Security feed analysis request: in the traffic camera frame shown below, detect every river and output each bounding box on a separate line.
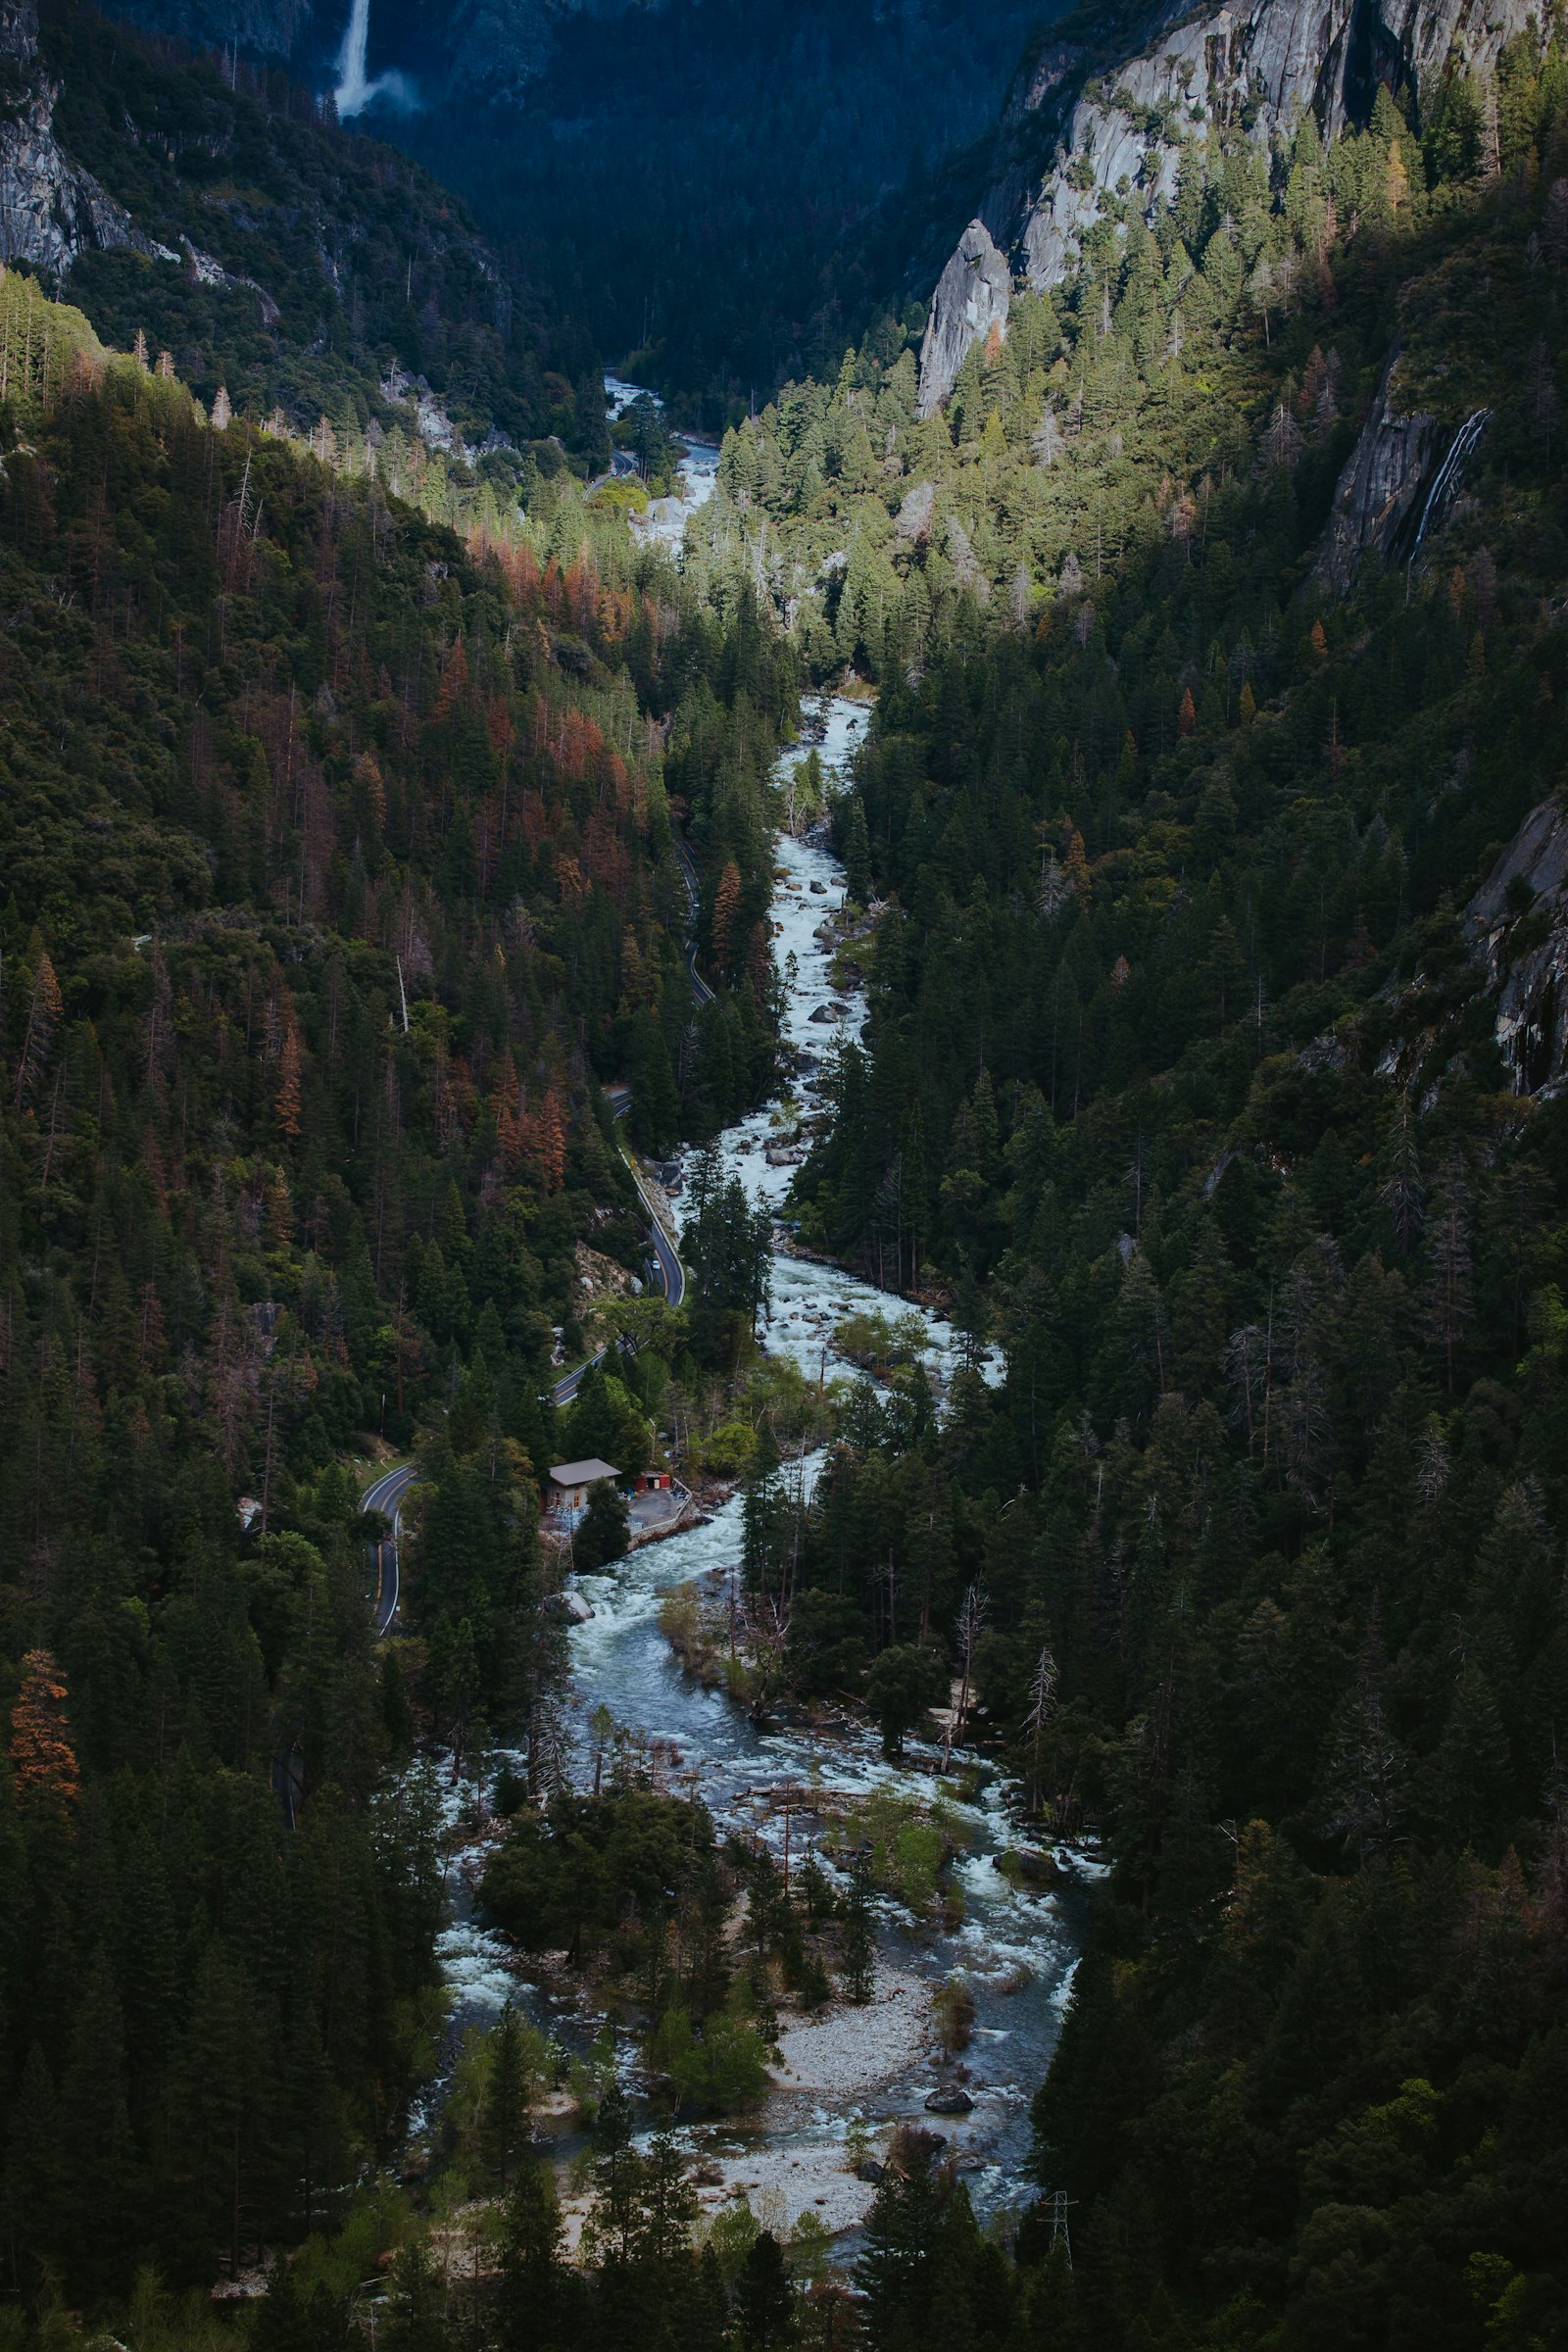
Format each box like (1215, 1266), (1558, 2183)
(429, 701), (1086, 2238)
(422, 409), (1087, 2239)
(604, 372), (720, 550)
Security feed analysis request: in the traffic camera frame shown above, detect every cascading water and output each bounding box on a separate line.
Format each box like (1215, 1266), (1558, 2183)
(1408, 409), (1491, 564)
(334, 0), (413, 118)
(424, 390), (1092, 2239)
(334, 0), (374, 115)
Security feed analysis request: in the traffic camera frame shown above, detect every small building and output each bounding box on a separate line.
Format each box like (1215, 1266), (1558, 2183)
(549, 1457), (622, 1516)
(635, 1470), (671, 1493)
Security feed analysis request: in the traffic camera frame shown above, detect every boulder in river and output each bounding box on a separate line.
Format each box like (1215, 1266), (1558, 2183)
(547, 1590), (595, 1624)
(925, 2087), (974, 2116)
(1014, 1845), (1062, 1887)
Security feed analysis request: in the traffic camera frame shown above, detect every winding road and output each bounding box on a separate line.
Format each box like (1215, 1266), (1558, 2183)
(364, 1458), (417, 1636)
(672, 835), (713, 1007)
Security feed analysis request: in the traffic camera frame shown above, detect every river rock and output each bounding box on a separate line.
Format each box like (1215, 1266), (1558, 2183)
(924, 2087), (974, 2116)
(547, 1589), (595, 1624)
(1010, 1844), (1062, 1887)
(856, 2160), (885, 2184)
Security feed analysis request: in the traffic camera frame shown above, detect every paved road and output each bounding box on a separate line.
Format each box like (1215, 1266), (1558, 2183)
(363, 1459), (418, 1634)
(673, 834), (713, 1007)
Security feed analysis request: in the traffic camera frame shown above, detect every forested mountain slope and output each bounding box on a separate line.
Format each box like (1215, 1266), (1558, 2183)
(3, 0), (609, 468)
(682, 25), (1568, 2349)
(4, 0), (1568, 2339)
(0, 252), (794, 2298)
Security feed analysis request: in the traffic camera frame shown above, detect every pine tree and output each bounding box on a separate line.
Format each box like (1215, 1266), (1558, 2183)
(2, 2042), (62, 2291)
(841, 1847), (875, 2003)
(481, 2001), (532, 2188)
(843, 799), (873, 906)
(57, 1949), (139, 2293)
(858, 2135), (975, 2352)
(742, 1416), (789, 1603)
(382, 2238), (450, 2352)
(712, 860), (744, 974)
(734, 2229), (797, 2352)
(276, 1017), (304, 1141)
(496, 2159), (568, 2352)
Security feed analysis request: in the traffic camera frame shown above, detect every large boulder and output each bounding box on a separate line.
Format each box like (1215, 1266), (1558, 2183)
(546, 1588), (596, 1624)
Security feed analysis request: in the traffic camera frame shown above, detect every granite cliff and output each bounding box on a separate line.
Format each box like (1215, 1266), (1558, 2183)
(0, 0), (155, 273)
(1467, 800), (1568, 1099)
(917, 0), (1542, 416)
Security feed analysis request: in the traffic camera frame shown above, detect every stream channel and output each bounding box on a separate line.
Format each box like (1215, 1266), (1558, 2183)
(425, 397), (1090, 2243)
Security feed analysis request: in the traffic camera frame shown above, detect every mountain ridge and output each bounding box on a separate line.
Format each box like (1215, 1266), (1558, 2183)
(917, 0), (1544, 410)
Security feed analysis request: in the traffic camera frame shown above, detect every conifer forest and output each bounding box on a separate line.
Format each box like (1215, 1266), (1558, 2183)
(2, 2), (1568, 2350)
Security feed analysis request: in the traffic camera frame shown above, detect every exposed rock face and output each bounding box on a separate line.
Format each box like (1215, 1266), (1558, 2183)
(1014, 0), (1370, 292)
(933, 0), (1541, 344)
(1466, 801), (1568, 1098)
(1313, 347), (1439, 588)
(1312, 349), (1494, 585)
(0, 1), (156, 274)
(916, 218), (1010, 417)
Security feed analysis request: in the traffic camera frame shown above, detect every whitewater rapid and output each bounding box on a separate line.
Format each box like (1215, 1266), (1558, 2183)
(605, 373), (720, 550)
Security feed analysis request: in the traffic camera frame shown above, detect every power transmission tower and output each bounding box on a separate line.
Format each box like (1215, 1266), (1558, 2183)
(1046, 2188), (1076, 2268)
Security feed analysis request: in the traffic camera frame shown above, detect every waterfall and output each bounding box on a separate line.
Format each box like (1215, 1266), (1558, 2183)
(334, 0), (374, 115)
(1408, 409), (1491, 564)
(335, 0), (413, 117)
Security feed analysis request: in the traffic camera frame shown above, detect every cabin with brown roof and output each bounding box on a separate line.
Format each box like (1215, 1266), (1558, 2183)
(548, 1457), (621, 1518)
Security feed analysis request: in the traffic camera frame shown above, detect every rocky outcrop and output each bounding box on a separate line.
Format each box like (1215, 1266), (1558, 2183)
(931, 0), (1542, 345)
(1016, 0), (1343, 291)
(0, 1), (158, 275)
(1466, 800), (1568, 1098)
(1312, 347), (1439, 588)
(916, 218), (1010, 417)
(1312, 348), (1494, 586)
